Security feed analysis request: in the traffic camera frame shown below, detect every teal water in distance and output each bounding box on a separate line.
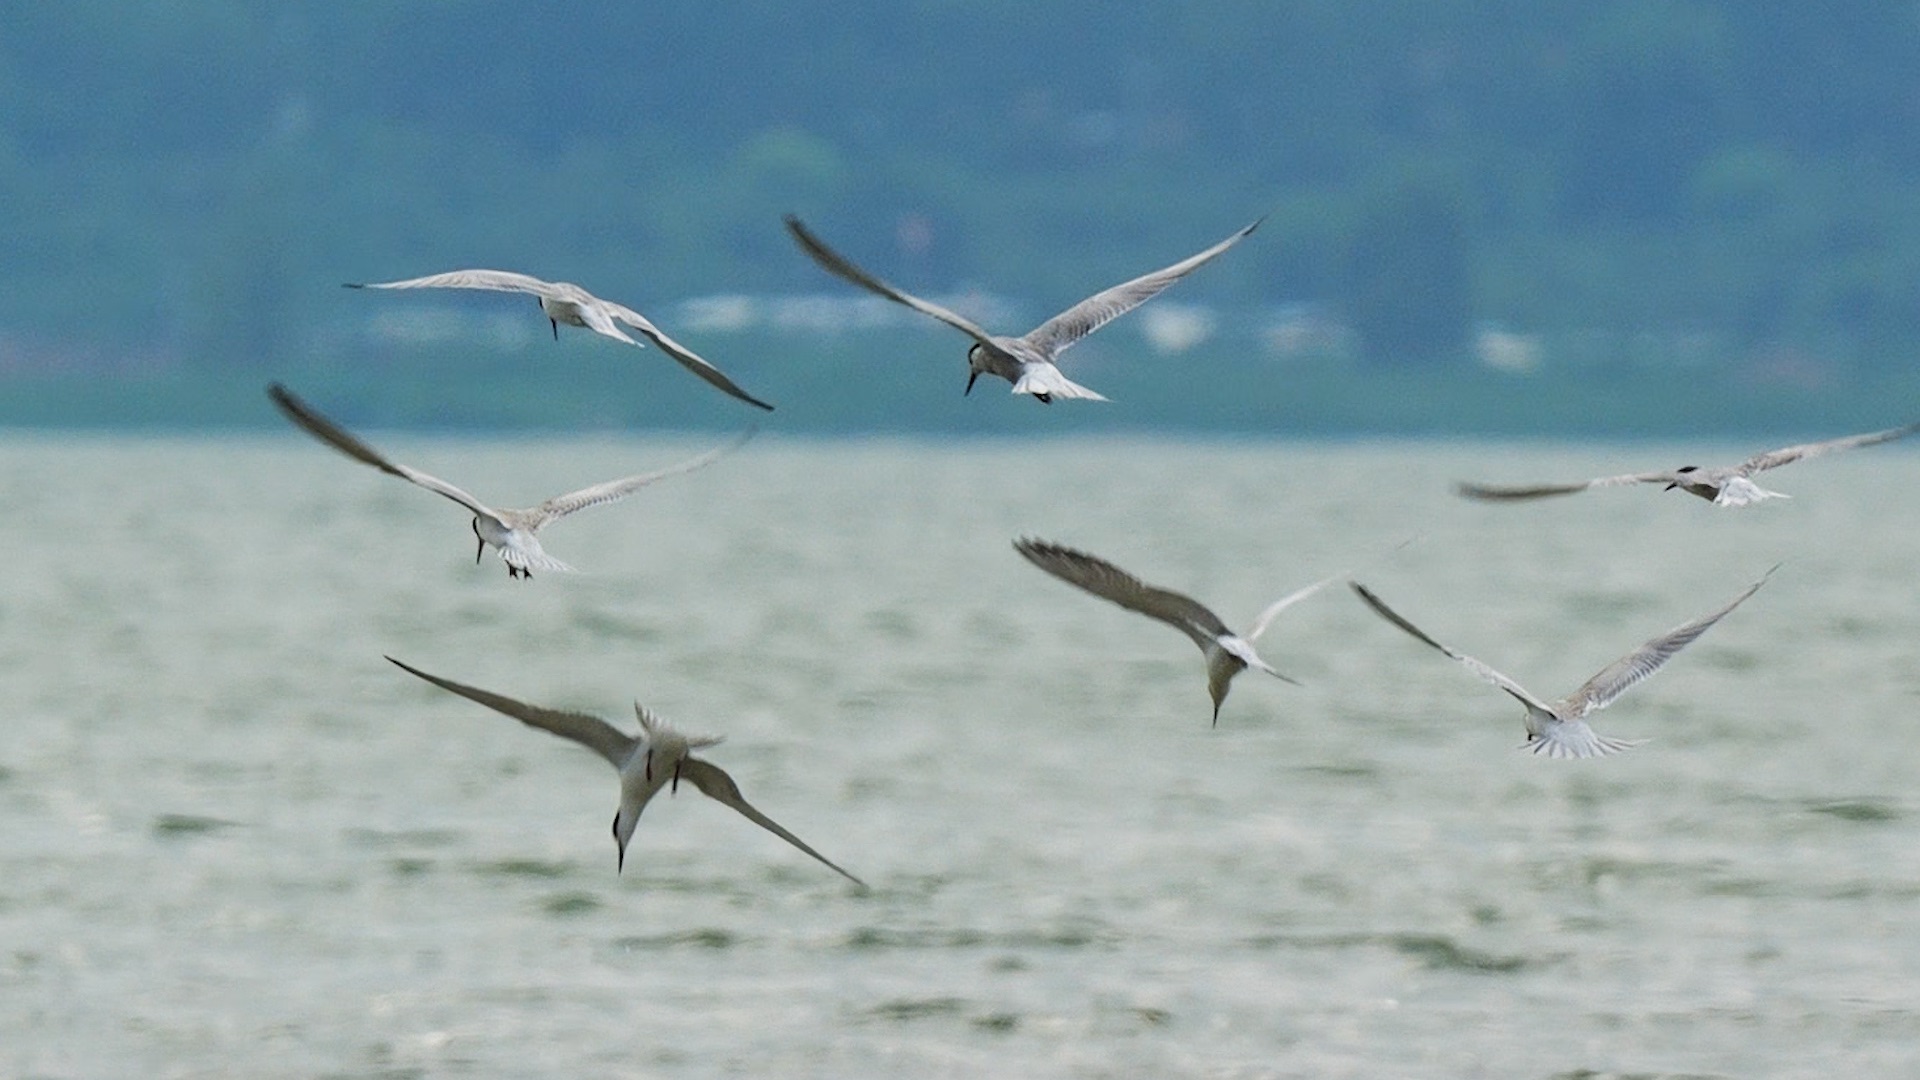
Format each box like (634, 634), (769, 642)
(3, 433), (1918, 1077)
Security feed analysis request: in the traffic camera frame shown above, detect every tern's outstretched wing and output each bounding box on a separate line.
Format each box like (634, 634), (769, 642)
(386, 657), (636, 768)
(1564, 567), (1774, 716)
(1739, 422), (1920, 474)
(1015, 538), (1229, 652)
(1020, 218), (1261, 359)
(783, 215), (1001, 350)
(604, 302), (775, 411)
(527, 427), (757, 528)
(268, 384), (498, 520)
(1453, 471), (1675, 502)
(1350, 582), (1556, 715)
(679, 758), (866, 887)
(345, 269), (561, 297)
(1245, 572), (1343, 642)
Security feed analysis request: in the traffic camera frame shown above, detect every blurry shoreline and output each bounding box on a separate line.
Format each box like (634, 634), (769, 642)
(1, 323), (1911, 440)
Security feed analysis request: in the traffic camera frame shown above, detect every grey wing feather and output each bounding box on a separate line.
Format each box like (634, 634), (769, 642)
(528, 427), (757, 526)
(1245, 572), (1342, 641)
(1015, 538), (1230, 649)
(385, 657), (636, 768)
(1740, 421), (1920, 474)
(267, 384), (498, 519)
(1454, 471), (1674, 501)
(605, 303), (775, 411)
(1349, 582), (1554, 713)
(679, 759), (866, 887)
(1019, 218), (1261, 358)
(345, 268), (560, 297)
(783, 215), (1001, 348)
(1566, 567), (1774, 715)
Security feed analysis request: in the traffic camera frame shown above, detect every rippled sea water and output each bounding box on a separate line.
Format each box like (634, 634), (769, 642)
(4, 432), (1919, 1078)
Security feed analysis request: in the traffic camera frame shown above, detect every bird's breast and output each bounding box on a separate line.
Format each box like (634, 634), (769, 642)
(474, 517), (517, 546)
(539, 297), (590, 327)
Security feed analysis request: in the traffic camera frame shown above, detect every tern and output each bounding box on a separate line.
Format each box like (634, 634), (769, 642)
(1455, 422), (1920, 507)
(344, 269), (774, 411)
(783, 214), (1260, 403)
(1349, 569), (1774, 758)
(1014, 537), (1338, 725)
(268, 383), (751, 579)
(386, 657), (864, 884)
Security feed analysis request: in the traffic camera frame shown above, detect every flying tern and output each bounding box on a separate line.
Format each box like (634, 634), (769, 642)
(784, 215), (1260, 403)
(1349, 569), (1774, 758)
(1014, 537), (1338, 724)
(345, 269), (774, 411)
(386, 657), (865, 884)
(269, 383), (751, 578)
(1455, 422), (1920, 507)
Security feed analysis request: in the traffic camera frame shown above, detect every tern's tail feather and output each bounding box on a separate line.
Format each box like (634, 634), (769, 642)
(502, 548), (576, 575)
(1012, 365), (1108, 402)
(1713, 477), (1790, 507)
(1522, 721), (1646, 759)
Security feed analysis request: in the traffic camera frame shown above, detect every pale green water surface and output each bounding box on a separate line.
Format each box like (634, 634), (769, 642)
(3, 433), (1918, 1078)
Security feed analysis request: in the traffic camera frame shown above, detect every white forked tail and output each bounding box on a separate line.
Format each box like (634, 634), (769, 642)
(1713, 477), (1790, 507)
(1012, 364), (1108, 402)
(499, 546), (576, 576)
(1522, 720), (1647, 759)
(633, 705), (723, 751)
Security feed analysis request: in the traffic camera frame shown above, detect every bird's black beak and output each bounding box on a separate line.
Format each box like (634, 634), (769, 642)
(475, 537), (485, 564)
(671, 762), (682, 795)
(964, 370), (980, 396)
(612, 811), (625, 874)
(1211, 702), (1221, 728)
(1664, 482), (1678, 491)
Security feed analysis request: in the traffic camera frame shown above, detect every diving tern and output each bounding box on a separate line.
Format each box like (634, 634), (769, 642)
(1455, 422), (1920, 507)
(783, 215), (1260, 403)
(386, 657), (864, 884)
(269, 383), (751, 578)
(1349, 569), (1774, 758)
(1014, 537), (1338, 724)
(344, 269), (774, 411)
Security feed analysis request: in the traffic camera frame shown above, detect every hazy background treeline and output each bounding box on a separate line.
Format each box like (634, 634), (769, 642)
(5, 1), (1920, 433)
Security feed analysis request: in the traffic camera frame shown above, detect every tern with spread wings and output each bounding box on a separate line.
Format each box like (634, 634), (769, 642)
(784, 215), (1260, 403)
(1456, 423), (1920, 507)
(1014, 538), (1337, 724)
(345, 269), (773, 411)
(1350, 570), (1773, 758)
(269, 383), (751, 578)
(387, 658), (864, 884)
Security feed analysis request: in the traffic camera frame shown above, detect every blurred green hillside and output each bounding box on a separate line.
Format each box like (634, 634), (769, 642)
(5, 2), (1919, 432)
